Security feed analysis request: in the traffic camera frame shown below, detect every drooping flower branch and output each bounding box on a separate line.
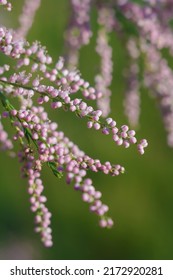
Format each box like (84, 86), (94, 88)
(139, 37), (173, 147)
(0, 1), (152, 247)
(65, 0), (173, 147)
(64, 0), (92, 68)
(95, 5), (114, 117)
(15, 0), (41, 39)
(123, 38), (141, 128)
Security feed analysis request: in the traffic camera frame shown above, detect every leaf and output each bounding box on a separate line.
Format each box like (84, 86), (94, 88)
(24, 127), (31, 144)
(47, 161), (63, 179)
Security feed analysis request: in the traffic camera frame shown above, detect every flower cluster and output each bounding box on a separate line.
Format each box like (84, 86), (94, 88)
(64, 0), (92, 68)
(95, 6), (114, 117)
(0, 117), (13, 151)
(15, 0), (41, 39)
(116, 0), (173, 145)
(123, 39), (140, 128)
(0, 1), (150, 247)
(66, 0), (173, 146)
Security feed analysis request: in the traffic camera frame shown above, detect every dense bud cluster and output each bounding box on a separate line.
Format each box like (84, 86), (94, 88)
(0, 1), (155, 247)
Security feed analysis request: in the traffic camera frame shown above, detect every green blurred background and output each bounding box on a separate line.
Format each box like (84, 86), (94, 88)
(0, 0), (173, 260)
